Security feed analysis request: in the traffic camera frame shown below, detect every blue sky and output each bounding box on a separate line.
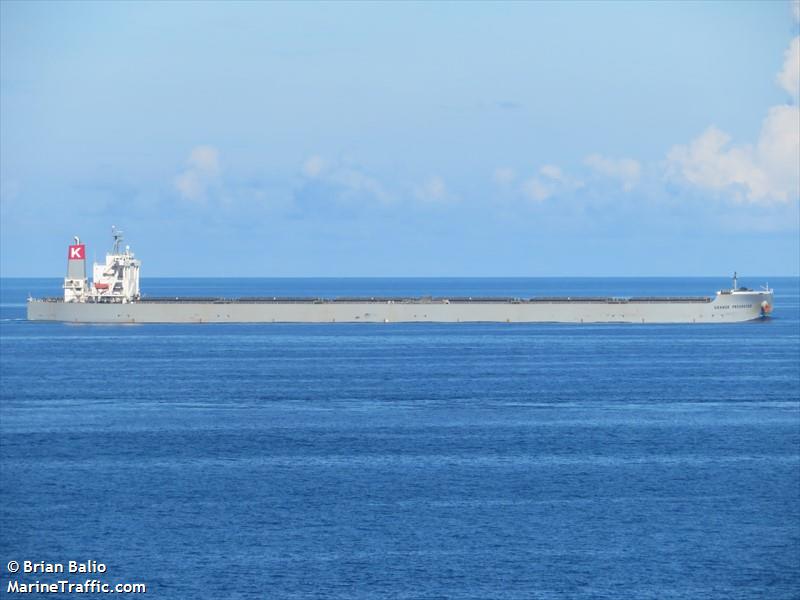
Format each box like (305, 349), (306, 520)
(1, 1), (798, 277)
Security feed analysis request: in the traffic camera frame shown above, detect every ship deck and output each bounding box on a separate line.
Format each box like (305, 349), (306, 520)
(30, 295), (714, 305)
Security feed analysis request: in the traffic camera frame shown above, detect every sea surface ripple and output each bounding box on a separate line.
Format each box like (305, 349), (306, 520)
(1, 277), (798, 599)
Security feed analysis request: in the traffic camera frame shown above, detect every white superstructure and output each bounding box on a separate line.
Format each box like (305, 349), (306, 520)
(32, 230), (774, 324)
(62, 227), (141, 304)
(89, 227), (141, 303)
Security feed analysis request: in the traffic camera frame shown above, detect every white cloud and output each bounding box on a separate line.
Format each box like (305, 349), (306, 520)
(522, 178), (553, 202)
(667, 128), (765, 200)
(757, 104), (800, 198)
(300, 155), (391, 204)
(667, 104), (799, 204)
(415, 176), (452, 203)
(584, 154), (641, 191)
(302, 157), (452, 206)
(539, 164), (564, 181)
(493, 167), (515, 186)
(793, 0), (800, 23)
(333, 168), (390, 203)
(303, 155), (327, 178)
(521, 165), (581, 202)
(174, 145), (221, 201)
(777, 36), (800, 102)
(666, 35), (800, 204)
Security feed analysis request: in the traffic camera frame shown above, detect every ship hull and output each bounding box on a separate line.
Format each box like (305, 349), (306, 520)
(27, 291), (772, 324)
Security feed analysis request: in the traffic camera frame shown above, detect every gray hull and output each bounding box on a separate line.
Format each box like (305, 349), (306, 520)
(27, 291), (772, 323)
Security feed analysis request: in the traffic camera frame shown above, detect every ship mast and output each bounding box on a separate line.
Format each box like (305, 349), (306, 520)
(111, 225), (124, 254)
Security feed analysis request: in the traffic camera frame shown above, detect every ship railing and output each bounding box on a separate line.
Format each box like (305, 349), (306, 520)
(33, 294), (714, 305)
(627, 296), (712, 303)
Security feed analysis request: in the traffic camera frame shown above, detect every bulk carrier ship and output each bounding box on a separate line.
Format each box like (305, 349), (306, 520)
(27, 228), (774, 324)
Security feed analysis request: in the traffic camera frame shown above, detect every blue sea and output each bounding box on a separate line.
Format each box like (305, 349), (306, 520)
(1, 277), (798, 599)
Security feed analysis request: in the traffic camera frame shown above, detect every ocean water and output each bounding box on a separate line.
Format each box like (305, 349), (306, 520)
(1, 277), (798, 599)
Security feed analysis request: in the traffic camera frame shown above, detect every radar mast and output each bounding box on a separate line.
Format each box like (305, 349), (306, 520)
(111, 225), (124, 255)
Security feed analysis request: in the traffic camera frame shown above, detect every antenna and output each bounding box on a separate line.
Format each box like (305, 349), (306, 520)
(732, 271), (738, 290)
(111, 225), (124, 254)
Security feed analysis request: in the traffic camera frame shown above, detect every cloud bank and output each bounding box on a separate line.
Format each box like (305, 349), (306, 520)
(521, 165), (581, 202)
(300, 155), (391, 205)
(414, 176), (452, 203)
(666, 35), (800, 204)
(777, 36), (800, 102)
(584, 154), (641, 191)
(174, 145), (221, 201)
